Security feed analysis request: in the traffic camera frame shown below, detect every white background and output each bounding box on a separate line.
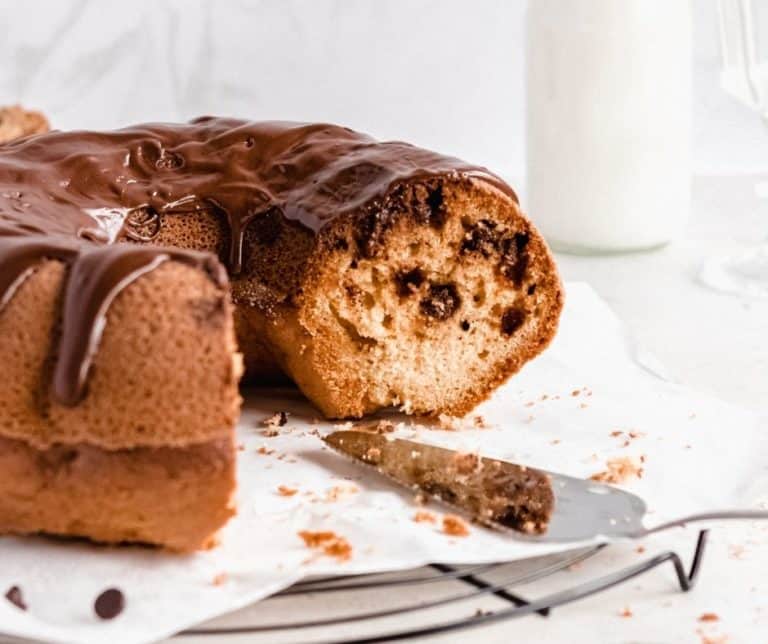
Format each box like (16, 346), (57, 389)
(0, 0), (765, 180)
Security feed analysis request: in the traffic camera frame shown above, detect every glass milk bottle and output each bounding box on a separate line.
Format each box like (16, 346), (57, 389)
(526, 0), (692, 253)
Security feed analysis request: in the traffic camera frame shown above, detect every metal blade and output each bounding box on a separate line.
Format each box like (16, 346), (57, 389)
(323, 430), (648, 543)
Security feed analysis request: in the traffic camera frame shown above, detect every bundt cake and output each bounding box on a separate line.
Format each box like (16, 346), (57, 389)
(0, 115), (562, 550)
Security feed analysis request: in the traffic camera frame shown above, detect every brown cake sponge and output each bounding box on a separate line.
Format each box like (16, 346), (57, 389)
(0, 435), (236, 551)
(238, 176), (563, 417)
(0, 259), (242, 450)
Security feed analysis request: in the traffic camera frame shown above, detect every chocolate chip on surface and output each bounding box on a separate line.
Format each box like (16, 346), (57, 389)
(5, 585), (26, 611)
(94, 588), (125, 620)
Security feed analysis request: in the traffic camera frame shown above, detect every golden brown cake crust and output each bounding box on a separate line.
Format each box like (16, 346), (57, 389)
(0, 259), (242, 450)
(0, 434), (236, 551)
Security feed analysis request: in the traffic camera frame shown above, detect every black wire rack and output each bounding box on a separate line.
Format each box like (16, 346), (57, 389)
(180, 529), (709, 643)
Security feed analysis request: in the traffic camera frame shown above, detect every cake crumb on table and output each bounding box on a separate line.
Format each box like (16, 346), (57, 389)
(698, 613), (720, 622)
(442, 514), (470, 537)
(591, 456), (644, 484)
(277, 485), (298, 497)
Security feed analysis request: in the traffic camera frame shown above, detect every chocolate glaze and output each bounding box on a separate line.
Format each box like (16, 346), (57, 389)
(0, 234), (226, 406)
(0, 118), (517, 406)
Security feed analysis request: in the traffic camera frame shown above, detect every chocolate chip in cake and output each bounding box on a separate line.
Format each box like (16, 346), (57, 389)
(5, 585), (26, 611)
(527, 283), (537, 296)
(420, 283), (461, 320)
(94, 588), (125, 620)
(500, 232), (530, 285)
(395, 267), (425, 296)
(460, 219), (499, 257)
(355, 206), (395, 258)
(423, 184), (446, 228)
(460, 320), (470, 331)
(501, 307), (525, 335)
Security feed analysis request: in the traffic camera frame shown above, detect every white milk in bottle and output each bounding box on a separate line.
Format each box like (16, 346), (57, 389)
(526, 0), (692, 253)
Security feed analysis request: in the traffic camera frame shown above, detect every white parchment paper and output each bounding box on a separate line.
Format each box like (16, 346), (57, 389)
(1, 282), (766, 644)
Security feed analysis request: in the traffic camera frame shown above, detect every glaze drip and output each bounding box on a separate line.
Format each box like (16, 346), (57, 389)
(0, 118), (515, 406)
(0, 234), (226, 406)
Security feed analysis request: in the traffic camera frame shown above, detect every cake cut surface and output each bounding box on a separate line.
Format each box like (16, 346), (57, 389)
(0, 116), (562, 549)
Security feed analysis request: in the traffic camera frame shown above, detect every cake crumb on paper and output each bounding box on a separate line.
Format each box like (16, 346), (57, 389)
(324, 484), (358, 502)
(591, 457), (644, 484)
(698, 613), (719, 623)
(262, 411), (288, 428)
(472, 415), (488, 429)
(298, 531), (352, 562)
(437, 414), (460, 430)
(619, 606), (633, 618)
(413, 510), (437, 524)
(696, 631), (729, 644)
(212, 573), (228, 586)
(277, 485), (298, 497)
(442, 515), (470, 537)
(728, 544), (746, 559)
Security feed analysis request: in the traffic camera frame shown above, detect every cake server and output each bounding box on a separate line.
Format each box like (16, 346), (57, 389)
(323, 430), (768, 543)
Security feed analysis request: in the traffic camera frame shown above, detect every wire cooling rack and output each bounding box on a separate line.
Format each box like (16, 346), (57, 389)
(180, 530), (709, 643)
